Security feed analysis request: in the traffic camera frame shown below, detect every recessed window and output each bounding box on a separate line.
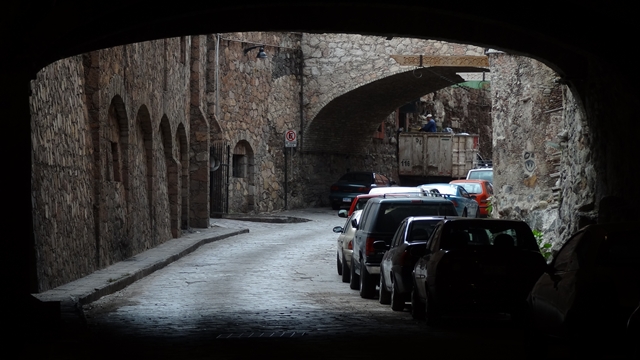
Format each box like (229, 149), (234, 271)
(233, 154), (246, 178)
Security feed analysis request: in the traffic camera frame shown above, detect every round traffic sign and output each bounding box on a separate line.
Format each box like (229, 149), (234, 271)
(285, 130), (297, 142)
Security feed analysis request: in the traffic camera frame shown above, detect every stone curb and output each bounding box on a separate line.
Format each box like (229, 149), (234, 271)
(33, 227), (249, 308)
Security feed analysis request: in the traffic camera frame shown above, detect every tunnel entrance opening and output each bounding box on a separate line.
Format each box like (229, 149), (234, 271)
(11, 3), (639, 360)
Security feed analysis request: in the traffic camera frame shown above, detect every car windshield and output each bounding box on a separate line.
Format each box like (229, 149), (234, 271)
(422, 184), (457, 195)
(373, 203), (457, 233)
(440, 222), (538, 251)
(355, 198), (371, 211)
(456, 183), (482, 194)
(468, 170), (493, 182)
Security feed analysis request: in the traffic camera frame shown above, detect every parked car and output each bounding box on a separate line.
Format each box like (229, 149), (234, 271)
(329, 171), (394, 210)
(450, 179), (494, 217)
(526, 221), (639, 358)
(419, 183), (480, 218)
(333, 210), (363, 283)
(368, 186), (422, 195)
(338, 189), (423, 218)
(412, 218), (546, 324)
(350, 196), (458, 298)
(379, 216), (444, 311)
(466, 167), (493, 182)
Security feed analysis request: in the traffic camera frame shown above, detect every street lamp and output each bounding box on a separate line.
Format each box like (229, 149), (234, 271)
(243, 45), (267, 59)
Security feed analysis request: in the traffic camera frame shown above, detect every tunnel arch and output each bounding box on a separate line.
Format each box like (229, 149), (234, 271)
(8, 1), (640, 335)
(304, 66), (487, 154)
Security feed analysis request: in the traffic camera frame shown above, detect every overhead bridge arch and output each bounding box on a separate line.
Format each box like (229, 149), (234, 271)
(304, 66), (487, 154)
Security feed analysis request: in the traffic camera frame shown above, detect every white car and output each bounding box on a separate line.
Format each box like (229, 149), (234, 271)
(333, 210), (362, 283)
(466, 168), (493, 182)
(368, 186), (423, 195)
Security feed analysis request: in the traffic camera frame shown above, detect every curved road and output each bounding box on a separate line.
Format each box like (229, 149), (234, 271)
(75, 208), (532, 359)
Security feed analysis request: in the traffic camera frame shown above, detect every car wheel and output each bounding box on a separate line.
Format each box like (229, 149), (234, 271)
(359, 261), (376, 299)
(341, 251), (350, 283)
(337, 252), (342, 276)
(349, 257), (360, 290)
(425, 290), (441, 326)
(410, 286), (425, 320)
(390, 279), (404, 311)
(462, 208), (468, 217)
(379, 271), (391, 305)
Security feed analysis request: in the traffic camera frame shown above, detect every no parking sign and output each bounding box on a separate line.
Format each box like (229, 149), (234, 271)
(285, 129), (297, 147)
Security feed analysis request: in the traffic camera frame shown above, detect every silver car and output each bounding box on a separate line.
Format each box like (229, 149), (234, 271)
(333, 210), (362, 283)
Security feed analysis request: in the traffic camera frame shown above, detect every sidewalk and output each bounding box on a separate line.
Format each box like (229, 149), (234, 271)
(32, 223), (249, 314)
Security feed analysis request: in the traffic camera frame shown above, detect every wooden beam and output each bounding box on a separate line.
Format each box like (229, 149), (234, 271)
(391, 55), (489, 68)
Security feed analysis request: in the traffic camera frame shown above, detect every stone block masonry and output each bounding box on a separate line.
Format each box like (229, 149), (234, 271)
(30, 37), (205, 292)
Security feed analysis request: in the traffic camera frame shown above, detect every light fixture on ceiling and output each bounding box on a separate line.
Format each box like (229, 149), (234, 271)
(243, 45), (268, 59)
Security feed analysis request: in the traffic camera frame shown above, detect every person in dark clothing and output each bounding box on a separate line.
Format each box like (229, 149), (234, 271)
(420, 114), (437, 132)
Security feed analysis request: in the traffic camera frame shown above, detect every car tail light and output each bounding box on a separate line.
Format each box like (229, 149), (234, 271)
(451, 200), (458, 207)
(365, 237), (376, 256)
(357, 186), (371, 192)
(330, 185), (339, 191)
(348, 240), (353, 250)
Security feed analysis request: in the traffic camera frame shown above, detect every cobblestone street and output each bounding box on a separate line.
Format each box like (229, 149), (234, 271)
(30, 208), (537, 359)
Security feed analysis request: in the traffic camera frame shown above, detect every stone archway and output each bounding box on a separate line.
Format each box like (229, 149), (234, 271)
(99, 96), (130, 264)
(159, 116), (178, 238)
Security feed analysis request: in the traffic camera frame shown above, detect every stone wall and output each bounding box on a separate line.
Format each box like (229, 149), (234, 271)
(30, 37), (201, 292)
(488, 52), (564, 243)
(554, 88), (596, 246)
(208, 33), (492, 212)
(206, 33), (302, 213)
(31, 56), (97, 292)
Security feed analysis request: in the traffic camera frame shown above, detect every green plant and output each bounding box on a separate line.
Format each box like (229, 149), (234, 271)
(486, 196), (493, 217)
(533, 229), (552, 260)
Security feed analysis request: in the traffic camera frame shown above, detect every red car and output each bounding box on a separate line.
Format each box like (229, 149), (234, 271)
(450, 179), (493, 217)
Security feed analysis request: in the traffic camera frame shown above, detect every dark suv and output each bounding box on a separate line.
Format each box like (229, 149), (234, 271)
(350, 196), (458, 298)
(329, 171), (394, 210)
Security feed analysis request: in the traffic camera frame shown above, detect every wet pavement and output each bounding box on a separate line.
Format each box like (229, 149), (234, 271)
(25, 208), (573, 359)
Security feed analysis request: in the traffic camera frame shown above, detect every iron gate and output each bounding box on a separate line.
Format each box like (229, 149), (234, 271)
(210, 141), (229, 216)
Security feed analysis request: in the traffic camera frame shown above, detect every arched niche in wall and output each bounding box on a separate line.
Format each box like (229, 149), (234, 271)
(176, 123), (189, 230)
(232, 140), (255, 212)
(160, 115), (179, 238)
(135, 105), (154, 235)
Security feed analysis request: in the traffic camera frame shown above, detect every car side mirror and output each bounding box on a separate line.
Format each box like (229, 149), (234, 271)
(338, 209), (348, 218)
(332, 226), (343, 233)
(351, 218), (358, 229)
(470, 195), (477, 200)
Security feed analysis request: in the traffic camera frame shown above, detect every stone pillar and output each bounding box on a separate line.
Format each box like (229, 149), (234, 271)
(189, 105), (210, 228)
(488, 51), (563, 240)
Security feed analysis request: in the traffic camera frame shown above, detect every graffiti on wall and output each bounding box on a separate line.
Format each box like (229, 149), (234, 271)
(523, 151), (536, 175)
